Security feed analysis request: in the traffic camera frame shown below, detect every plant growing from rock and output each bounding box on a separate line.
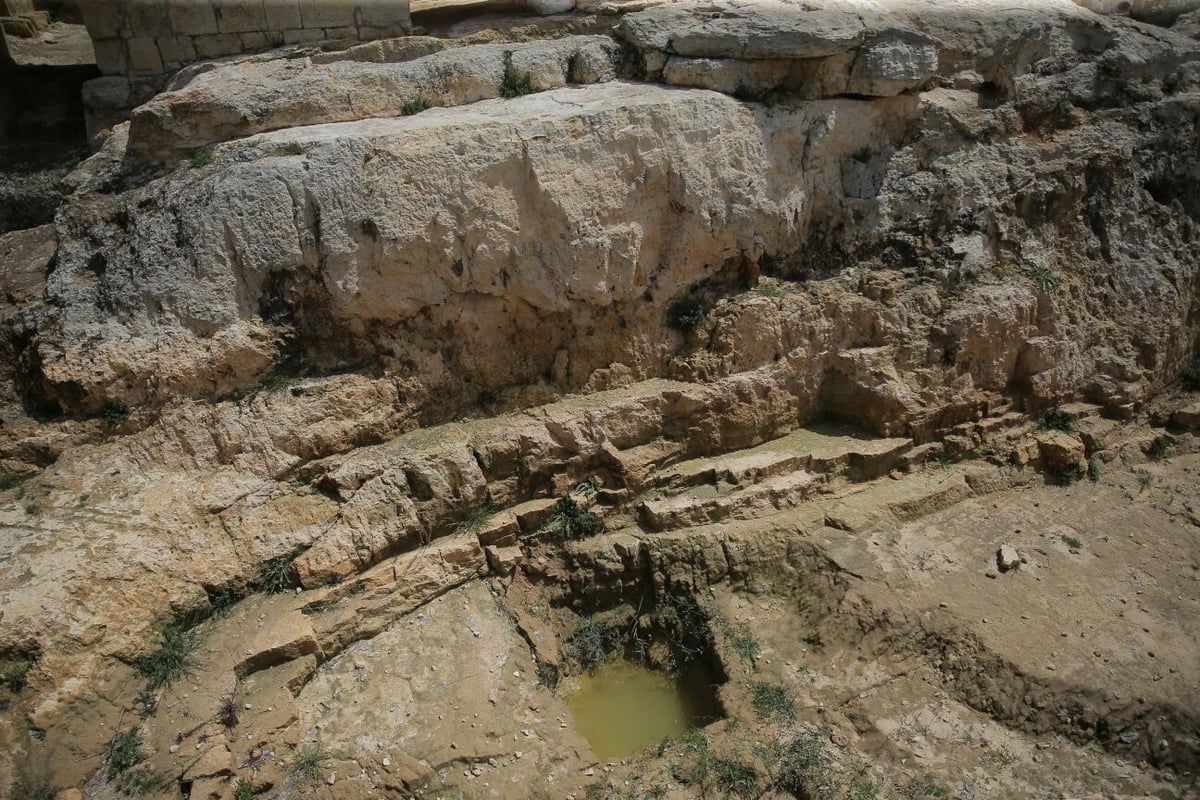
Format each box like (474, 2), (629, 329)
(133, 614), (199, 690)
(544, 495), (601, 540)
(1146, 434), (1173, 460)
(400, 97), (431, 116)
(260, 546), (304, 593)
(452, 499), (494, 535)
(1037, 405), (1074, 433)
(772, 728), (838, 799)
(289, 743), (327, 782)
(105, 728), (162, 795)
(565, 619), (622, 671)
(666, 296), (706, 331)
(234, 778), (256, 800)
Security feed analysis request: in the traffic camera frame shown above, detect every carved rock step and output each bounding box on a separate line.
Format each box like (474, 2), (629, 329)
(639, 469), (822, 532)
(649, 424), (913, 493)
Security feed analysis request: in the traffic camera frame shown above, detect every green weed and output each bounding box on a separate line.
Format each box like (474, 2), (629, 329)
(101, 398), (129, 424)
(1037, 405), (1074, 433)
(1087, 457), (1101, 483)
(1061, 533), (1082, 550)
(750, 681), (795, 722)
(270, 143), (304, 156)
(1135, 468), (1153, 492)
(756, 285), (782, 298)
(0, 471), (31, 492)
(133, 616), (199, 690)
(543, 495), (601, 540)
(666, 297), (706, 331)
(260, 546), (304, 593)
(452, 499), (494, 535)
(1029, 265), (1061, 292)
(565, 618), (622, 671)
(400, 97), (431, 116)
(190, 147), (214, 168)
(500, 68), (535, 98)
(1147, 434), (1173, 460)
(234, 778), (255, 800)
(773, 729), (837, 800)
(723, 621), (760, 664)
(290, 743), (326, 781)
(106, 729), (146, 779)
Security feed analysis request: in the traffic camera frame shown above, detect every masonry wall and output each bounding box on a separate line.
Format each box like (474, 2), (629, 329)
(79, 0), (411, 76)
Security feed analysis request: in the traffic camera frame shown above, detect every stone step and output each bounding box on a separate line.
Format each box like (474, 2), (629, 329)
(649, 424), (913, 494)
(639, 469), (823, 531)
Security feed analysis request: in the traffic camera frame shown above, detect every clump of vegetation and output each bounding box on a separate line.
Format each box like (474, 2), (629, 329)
(260, 546), (304, 594)
(672, 730), (760, 799)
(756, 284), (782, 298)
(270, 142), (304, 156)
(452, 499), (494, 535)
(750, 681), (795, 722)
(1029, 265), (1061, 292)
(656, 592), (715, 669)
(218, 693), (239, 728)
(289, 743), (327, 781)
(13, 780), (55, 800)
(720, 619), (760, 664)
(666, 296), (707, 331)
(1037, 404), (1074, 433)
(101, 398), (129, 424)
(1146, 434), (1173, 460)
(400, 97), (431, 116)
(0, 471), (32, 492)
(543, 495), (601, 540)
(734, 83), (781, 108)
(477, 389), (498, 407)
(4, 659), (33, 696)
(190, 147), (215, 168)
(1135, 467), (1153, 492)
(134, 614), (200, 690)
(499, 59), (536, 98)
(565, 618), (622, 671)
(1087, 456), (1102, 483)
(773, 728), (838, 799)
(105, 728), (162, 794)
(234, 778), (256, 800)
(207, 585), (244, 618)
(1061, 533), (1083, 550)
(1181, 358), (1200, 391)
(846, 779), (881, 800)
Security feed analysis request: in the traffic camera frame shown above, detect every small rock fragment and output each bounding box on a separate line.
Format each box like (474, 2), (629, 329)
(997, 544), (1021, 572)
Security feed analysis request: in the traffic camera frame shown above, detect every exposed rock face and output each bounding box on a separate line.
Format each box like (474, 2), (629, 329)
(1, 2), (1199, 798)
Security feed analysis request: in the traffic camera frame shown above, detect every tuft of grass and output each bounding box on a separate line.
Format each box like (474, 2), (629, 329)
(452, 499), (494, 536)
(400, 97), (431, 116)
(499, 65), (535, 98)
(543, 495), (601, 540)
(734, 83), (781, 108)
(723, 621), (760, 664)
(190, 147), (215, 168)
(290, 743), (326, 781)
(234, 778), (256, 800)
(256, 372), (294, 396)
(1037, 405), (1074, 433)
(773, 729), (836, 799)
(1135, 467), (1153, 492)
(106, 729), (146, 779)
(207, 585), (244, 618)
(14, 781), (56, 800)
(1061, 533), (1082, 550)
(750, 681), (795, 721)
(260, 546), (304, 594)
(712, 759), (760, 799)
(1146, 434), (1173, 460)
(756, 285), (782, 298)
(133, 616), (199, 690)
(666, 296), (706, 331)
(1087, 456), (1101, 483)
(270, 142), (304, 156)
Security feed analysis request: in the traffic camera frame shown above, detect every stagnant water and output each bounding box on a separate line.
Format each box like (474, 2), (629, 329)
(563, 660), (721, 760)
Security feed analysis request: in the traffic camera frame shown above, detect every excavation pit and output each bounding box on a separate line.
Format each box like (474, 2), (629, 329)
(562, 658), (722, 760)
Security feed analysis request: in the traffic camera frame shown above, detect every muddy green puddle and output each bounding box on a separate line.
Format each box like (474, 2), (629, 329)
(562, 660), (721, 760)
